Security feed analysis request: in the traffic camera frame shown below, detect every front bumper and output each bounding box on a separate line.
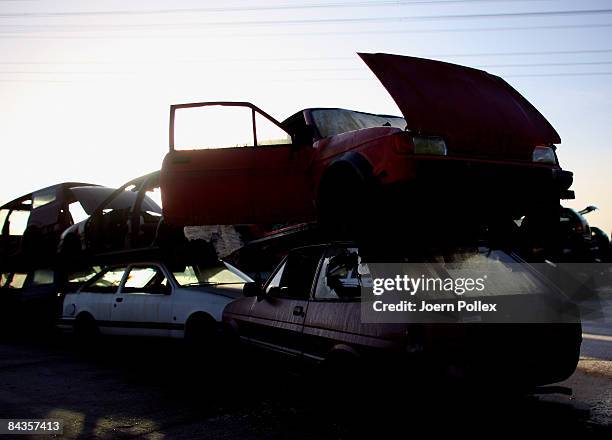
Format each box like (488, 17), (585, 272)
(412, 157), (574, 200)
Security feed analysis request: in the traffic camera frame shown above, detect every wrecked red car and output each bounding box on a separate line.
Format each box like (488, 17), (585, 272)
(161, 53), (573, 230)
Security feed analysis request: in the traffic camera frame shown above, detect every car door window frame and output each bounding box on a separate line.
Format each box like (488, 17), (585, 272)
(120, 264), (172, 296)
(80, 265), (128, 294)
(169, 101), (294, 151)
(312, 246), (363, 303)
(263, 246), (325, 301)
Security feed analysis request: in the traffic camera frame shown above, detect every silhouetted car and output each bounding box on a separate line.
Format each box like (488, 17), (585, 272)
(161, 53), (573, 232)
(0, 266), (99, 331)
(223, 243), (581, 388)
(58, 172), (165, 258)
(0, 182), (112, 261)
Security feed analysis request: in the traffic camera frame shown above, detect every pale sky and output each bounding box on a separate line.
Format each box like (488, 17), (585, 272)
(0, 0), (611, 232)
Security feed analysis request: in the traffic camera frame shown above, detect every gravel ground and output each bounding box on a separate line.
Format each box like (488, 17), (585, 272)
(0, 332), (609, 439)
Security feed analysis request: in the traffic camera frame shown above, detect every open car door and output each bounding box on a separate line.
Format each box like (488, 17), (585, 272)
(161, 102), (313, 226)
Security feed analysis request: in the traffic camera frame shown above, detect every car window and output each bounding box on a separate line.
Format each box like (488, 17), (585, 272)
(31, 269), (55, 286)
(0, 272), (8, 287)
(7, 273), (27, 289)
(254, 112), (292, 146)
(5, 209), (30, 236)
(174, 105), (255, 150)
(123, 266), (169, 294)
(311, 109), (406, 138)
(265, 247), (323, 299)
(315, 247), (368, 300)
(68, 201), (89, 224)
(68, 267), (101, 284)
(84, 266), (127, 293)
(173, 104), (291, 150)
(32, 189), (56, 209)
(173, 262), (251, 291)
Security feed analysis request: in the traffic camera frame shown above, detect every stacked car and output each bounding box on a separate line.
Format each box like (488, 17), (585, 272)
(1, 53), (590, 390)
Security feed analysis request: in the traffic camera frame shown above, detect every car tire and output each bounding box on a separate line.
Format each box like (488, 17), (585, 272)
(73, 313), (99, 346)
(184, 314), (217, 350)
(317, 165), (373, 237)
(313, 351), (364, 418)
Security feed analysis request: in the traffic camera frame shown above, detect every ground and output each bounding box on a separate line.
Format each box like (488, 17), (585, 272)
(0, 314), (609, 440)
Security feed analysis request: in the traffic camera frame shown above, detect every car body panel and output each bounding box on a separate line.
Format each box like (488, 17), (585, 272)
(358, 52), (561, 154)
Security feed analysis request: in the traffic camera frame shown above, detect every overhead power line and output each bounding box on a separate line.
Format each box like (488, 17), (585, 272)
(3, 60), (612, 74)
(1, 22), (611, 39)
(2, 48), (612, 65)
(1, 71), (612, 84)
(0, 0), (558, 18)
(1, 9), (611, 31)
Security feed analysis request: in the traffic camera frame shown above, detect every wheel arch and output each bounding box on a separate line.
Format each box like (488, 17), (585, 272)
(320, 152), (373, 187)
(317, 152), (374, 207)
(185, 311), (217, 331)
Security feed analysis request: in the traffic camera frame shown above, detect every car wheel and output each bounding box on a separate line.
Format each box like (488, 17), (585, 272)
(314, 351), (363, 417)
(73, 313), (99, 345)
(318, 165), (373, 236)
(185, 314), (217, 349)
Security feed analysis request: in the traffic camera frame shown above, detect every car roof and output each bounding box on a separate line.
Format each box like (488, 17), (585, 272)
(0, 182), (100, 210)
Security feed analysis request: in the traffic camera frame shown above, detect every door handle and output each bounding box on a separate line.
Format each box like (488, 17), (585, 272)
(293, 305), (304, 317)
(115, 297), (123, 303)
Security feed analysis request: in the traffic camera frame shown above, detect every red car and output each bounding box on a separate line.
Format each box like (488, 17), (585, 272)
(161, 53), (573, 228)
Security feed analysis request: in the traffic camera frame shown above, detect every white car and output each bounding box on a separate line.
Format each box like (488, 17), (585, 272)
(59, 260), (252, 341)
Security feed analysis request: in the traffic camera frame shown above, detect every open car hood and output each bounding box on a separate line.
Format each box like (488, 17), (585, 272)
(358, 53), (560, 153)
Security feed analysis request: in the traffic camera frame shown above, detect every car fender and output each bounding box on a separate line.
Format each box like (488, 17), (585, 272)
(316, 151), (374, 198)
(327, 152), (373, 182)
(62, 294), (99, 322)
(171, 289), (234, 323)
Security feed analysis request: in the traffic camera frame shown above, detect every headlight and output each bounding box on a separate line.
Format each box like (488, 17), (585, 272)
(532, 146), (557, 164)
(413, 136), (447, 156)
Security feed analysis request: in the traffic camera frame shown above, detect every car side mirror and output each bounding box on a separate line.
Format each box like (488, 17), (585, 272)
(243, 282), (262, 298)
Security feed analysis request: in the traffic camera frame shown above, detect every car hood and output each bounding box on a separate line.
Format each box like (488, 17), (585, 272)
(358, 53), (560, 155)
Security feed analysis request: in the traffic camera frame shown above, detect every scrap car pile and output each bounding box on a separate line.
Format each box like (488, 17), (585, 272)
(0, 53), (600, 390)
